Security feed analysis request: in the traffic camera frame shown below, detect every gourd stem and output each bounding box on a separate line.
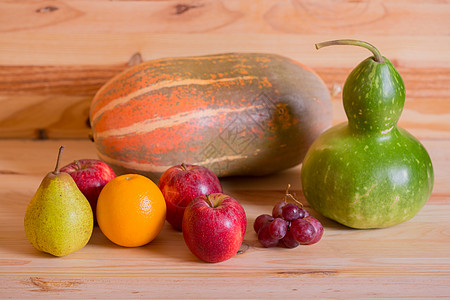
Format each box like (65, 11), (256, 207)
(315, 39), (385, 63)
(54, 146), (65, 174)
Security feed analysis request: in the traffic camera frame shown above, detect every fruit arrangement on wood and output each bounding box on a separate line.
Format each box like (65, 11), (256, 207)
(23, 41), (433, 263)
(89, 52), (332, 181)
(23, 146), (248, 262)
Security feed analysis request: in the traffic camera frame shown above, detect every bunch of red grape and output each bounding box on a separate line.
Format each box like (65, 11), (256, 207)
(254, 186), (323, 248)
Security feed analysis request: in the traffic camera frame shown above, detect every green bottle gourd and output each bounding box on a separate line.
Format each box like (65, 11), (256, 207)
(301, 40), (434, 229)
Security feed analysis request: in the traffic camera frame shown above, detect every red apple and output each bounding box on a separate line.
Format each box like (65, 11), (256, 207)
(60, 159), (116, 222)
(158, 163), (222, 231)
(182, 193), (247, 263)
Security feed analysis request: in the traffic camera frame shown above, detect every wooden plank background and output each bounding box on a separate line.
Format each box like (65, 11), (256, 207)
(0, 0), (449, 140)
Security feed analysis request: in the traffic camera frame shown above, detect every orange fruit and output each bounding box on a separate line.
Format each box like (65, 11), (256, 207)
(96, 174), (166, 247)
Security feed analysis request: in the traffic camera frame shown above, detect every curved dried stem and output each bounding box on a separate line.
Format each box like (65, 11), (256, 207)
(283, 184), (303, 208)
(315, 39), (384, 63)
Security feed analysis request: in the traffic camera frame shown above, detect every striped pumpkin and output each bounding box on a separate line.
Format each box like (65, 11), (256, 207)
(90, 53), (332, 181)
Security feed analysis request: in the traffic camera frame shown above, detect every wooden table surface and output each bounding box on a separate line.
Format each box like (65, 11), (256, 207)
(1, 0), (450, 298)
(0, 139), (449, 298)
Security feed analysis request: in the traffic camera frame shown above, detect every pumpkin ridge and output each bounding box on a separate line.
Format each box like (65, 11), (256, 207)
(94, 104), (267, 139)
(90, 52), (332, 180)
(90, 52), (278, 113)
(91, 75), (258, 125)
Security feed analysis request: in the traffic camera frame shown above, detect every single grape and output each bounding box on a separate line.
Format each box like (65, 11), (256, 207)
(302, 216), (323, 245)
(290, 218), (316, 244)
(298, 208), (309, 219)
(272, 201), (287, 218)
(280, 229), (299, 249)
(253, 214), (274, 233)
(282, 203), (301, 221)
(257, 223), (279, 248)
(268, 217), (288, 240)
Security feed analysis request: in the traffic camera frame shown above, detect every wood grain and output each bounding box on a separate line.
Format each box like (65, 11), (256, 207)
(0, 139), (449, 298)
(1, 33), (448, 68)
(1, 0), (448, 67)
(0, 0), (448, 35)
(0, 0), (449, 139)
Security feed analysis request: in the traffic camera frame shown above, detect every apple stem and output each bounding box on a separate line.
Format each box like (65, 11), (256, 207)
(315, 39), (385, 63)
(205, 194), (214, 208)
(54, 146), (65, 174)
(181, 163), (187, 171)
(75, 160), (81, 170)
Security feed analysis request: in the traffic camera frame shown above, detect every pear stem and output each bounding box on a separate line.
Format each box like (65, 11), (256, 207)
(54, 146), (65, 174)
(315, 39), (385, 63)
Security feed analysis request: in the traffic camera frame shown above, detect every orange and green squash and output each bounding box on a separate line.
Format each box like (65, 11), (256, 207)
(90, 52), (332, 181)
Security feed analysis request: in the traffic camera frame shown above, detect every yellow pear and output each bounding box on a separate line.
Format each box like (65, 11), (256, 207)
(24, 146), (93, 256)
